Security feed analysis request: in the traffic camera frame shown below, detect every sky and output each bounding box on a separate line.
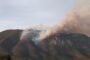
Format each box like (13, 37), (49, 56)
(0, 0), (78, 31)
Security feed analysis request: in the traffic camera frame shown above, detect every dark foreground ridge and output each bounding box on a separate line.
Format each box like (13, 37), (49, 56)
(0, 29), (90, 60)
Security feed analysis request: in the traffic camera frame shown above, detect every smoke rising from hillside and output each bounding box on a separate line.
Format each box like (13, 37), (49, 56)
(49, 0), (90, 37)
(20, 0), (90, 42)
(20, 25), (52, 45)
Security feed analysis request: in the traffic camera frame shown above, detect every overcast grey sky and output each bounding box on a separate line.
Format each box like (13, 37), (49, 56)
(0, 0), (78, 31)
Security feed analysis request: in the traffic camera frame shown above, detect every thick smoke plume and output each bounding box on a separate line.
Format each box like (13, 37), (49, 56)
(53, 1), (90, 37)
(20, 0), (90, 43)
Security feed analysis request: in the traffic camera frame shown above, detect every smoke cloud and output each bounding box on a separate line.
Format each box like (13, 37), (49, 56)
(51, 0), (90, 37)
(20, 0), (90, 44)
(20, 25), (52, 45)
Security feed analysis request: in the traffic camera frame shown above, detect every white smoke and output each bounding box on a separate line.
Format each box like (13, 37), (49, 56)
(20, 25), (52, 45)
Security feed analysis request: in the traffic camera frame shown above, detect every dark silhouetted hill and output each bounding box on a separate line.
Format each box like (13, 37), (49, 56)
(0, 29), (22, 60)
(0, 29), (90, 60)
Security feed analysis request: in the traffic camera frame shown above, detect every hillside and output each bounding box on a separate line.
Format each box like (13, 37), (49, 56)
(0, 29), (90, 60)
(0, 29), (22, 60)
